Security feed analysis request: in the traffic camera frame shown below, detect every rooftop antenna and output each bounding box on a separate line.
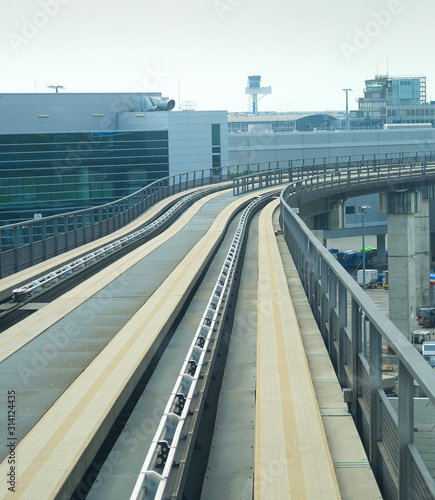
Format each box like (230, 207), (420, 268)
(386, 57), (389, 77)
(178, 74), (181, 111)
(245, 75), (272, 115)
(47, 85), (65, 93)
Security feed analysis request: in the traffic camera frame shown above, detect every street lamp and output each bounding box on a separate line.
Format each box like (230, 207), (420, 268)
(47, 85), (65, 93)
(358, 205), (371, 289)
(342, 88), (352, 131)
(358, 204), (371, 358)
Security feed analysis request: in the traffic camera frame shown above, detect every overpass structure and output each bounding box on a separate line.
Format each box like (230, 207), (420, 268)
(0, 157), (434, 500)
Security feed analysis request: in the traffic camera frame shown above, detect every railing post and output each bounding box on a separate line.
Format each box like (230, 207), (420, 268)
(53, 219), (58, 257)
(320, 258), (328, 342)
(41, 219), (47, 261)
(13, 225), (19, 273)
(369, 323), (382, 479)
(73, 214), (78, 248)
(398, 362), (414, 500)
(351, 298), (363, 432)
(63, 215), (68, 251)
(338, 281), (347, 387)
(82, 213), (87, 245)
(27, 223), (34, 266)
(328, 272), (337, 365)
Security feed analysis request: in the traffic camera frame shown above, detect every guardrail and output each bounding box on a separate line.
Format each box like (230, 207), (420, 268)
(9, 188), (215, 303)
(0, 167), (225, 278)
(0, 158), (312, 279)
(130, 190), (279, 500)
(280, 184), (435, 500)
(3, 150), (433, 279)
(232, 150), (435, 196)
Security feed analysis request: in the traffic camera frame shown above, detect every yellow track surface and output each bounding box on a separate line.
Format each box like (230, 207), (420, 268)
(255, 199), (341, 499)
(0, 190), (227, 363)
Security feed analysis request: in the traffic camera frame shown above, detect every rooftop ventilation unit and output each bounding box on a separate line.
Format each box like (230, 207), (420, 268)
(135, 96), (176, 112)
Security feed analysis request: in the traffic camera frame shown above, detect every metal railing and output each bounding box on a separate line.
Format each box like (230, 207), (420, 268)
(280, 183), (435, 500)
(4, 150), (435, 279)
(0, 168), (224, 278)
(232, 151), (435, 196)
(0, 160), (306, 279)
(9, 188), (214, 302)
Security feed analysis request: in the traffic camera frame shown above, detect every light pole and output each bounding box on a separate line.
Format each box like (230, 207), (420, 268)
(47, 85), (65, 93)
(359, 204), (371, 358)
(342, 88), (352, 130)
(358, 205), (371, 288)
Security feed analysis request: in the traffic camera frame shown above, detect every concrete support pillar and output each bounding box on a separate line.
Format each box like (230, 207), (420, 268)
(310, 229), (326, 246)
(376, 234), (386, 264)
(431, 232), (435, 270)
(305, 200), (344, 248)
(415, 198), (430, 310)
(380, 190), (420, 337)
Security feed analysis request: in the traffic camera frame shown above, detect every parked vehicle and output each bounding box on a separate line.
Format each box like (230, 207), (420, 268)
(422, 341), (435, 367)
(410, 330), (435, 353)
(342, 250), (358, 267)
(328, 248), (339, 259)
(416, 307), (435, 327)
(357, 269), (379, 288)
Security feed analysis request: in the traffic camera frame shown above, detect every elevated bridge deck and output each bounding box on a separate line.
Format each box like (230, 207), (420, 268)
(1, 157), (434, 499)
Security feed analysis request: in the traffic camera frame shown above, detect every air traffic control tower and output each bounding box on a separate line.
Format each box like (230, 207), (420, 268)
(245, 75), (272, 115)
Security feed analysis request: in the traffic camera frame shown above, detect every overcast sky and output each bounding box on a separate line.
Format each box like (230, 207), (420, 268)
(1, 0), (434, 112)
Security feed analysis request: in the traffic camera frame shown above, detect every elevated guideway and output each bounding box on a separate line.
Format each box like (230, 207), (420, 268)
(202, 200), (381, 500)
(85, 198), (380, 500)
(1, 155), (434, 499)
(85, 209), (245, 499)
(0, 184), (382, 500)
(0, 188), (253, 499)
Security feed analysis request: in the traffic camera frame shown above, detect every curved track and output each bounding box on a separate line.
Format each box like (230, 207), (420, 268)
(0, 187), (272, 498)
(0, 186), (381, 499)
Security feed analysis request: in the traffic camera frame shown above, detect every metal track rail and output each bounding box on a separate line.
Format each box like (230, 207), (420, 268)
(130, 191), (280, 500)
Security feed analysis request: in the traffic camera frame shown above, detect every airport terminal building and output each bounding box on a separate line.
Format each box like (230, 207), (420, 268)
(0, 92), (228, 225)
(3, 89), (435, 251)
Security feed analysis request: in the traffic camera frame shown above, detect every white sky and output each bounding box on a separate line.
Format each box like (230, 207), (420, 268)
(1, 0), (434, 112)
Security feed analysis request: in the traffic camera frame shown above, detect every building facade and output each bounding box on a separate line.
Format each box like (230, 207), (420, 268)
(228, 112), (341, 133)
(0, 93), (228, 225)
(228, 128), (435, 248)
(350, 75), (427, 128)
(386, 103), (435, 126)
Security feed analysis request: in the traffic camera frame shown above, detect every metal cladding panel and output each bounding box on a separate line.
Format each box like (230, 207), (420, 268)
(382, 401), (399, 473)
(413, 457), (435, 500)
(345, 331), (352, 372)
(361, 408), (370, 456)
(362, 363), (371, 407)
(381, 456), (399, 500)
